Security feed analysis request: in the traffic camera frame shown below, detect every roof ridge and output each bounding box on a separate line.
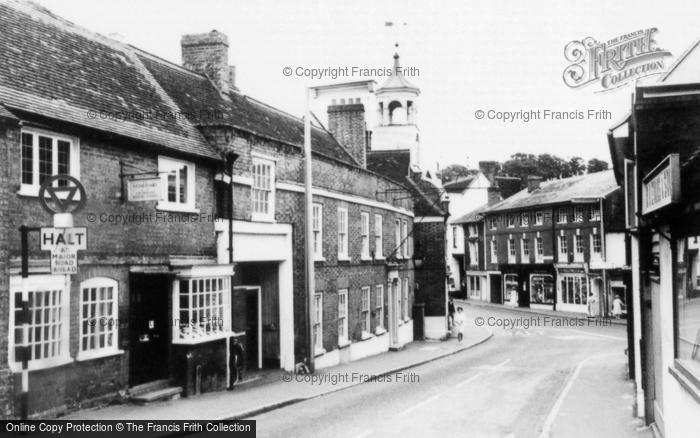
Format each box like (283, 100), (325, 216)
(132, 46), (209, 80)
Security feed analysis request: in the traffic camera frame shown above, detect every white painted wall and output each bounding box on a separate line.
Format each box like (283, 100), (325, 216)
(605, 232), (627, 267)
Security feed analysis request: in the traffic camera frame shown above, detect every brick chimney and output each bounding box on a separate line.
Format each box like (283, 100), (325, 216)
(527, 175), (543, 192)
(181, 30), (235, 92)
(328, 103), (367, 168)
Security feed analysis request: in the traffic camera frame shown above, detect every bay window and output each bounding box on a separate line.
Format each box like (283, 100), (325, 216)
(173, 276), (231, 342)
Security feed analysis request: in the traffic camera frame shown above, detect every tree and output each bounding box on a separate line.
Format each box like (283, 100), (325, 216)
(440, 164), (472, 184)
(587, 158), (609, 173)
(536, 154), (568, 180)
(566, 157), (586, 177)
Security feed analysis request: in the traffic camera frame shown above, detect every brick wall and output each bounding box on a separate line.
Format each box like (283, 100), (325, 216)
(328, 104), (366, 168)
(413, 220), (447, 316)
(0, 119), (221, 418)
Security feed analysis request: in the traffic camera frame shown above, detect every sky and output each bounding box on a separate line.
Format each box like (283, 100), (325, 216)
(37, 0), (700, 172)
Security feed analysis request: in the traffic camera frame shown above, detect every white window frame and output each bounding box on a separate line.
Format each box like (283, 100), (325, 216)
(402, 219), (409, 258)
(78, 277), (121, 360)
(361, 286), (371, 335)
(591, 233), (602, 257)
(535, 211), (543, 225)
(251, 157), (275, 221)
(507, 215), (516, 228)
(491, 239), (498, 263)
(535, 236), (544, 262)
(489, 217), (497, 230)
(313, 203), (324, 260)
(375, 285), (385, 333)
(313, 293), (324, 354)
(452, 226), (459, 248)
(508, 238), (516, 263)
(374, 214), (384, 259)
(589, 205), (601, 221)
(521, 213), (529, 227)
(402, 279), (410, 321)
(337, 207), (349, 260)
(521, 238), (530, 263)
(574, 206), (585, 223)
(18, 128), (80, 197)
(559, 275), (588, 305)
(361, 212), (370, 260)
(559, 236), (569, 261)
(338, 289), (349, 345)
(8, 275), (71, 371)
(395, 219), (402, 258)
(157, 156), (197, 213)
(574, 234), (585, 262)
(172, 276), (232, 344)
(556, 208), (568, 224)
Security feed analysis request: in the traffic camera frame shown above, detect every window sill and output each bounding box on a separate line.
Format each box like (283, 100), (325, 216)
(375, 327), (386, 336)
(374, 256), (385, 261)
(360, 331), (374, 341)
(9, 356), (73, 373)
(17, 185), (82, 200)
(251, 214), (275, 223)
(360, 256), (373, 262)
(314, 347), (327, 357)
(156, 202), (199, 214)
(338, 339), (351, 349)
(314, 257), (326, 263)
(76, 349), (124, 362)
(670, 360), (700, 404)
(173, 331), (232, 345)
(337, 256), (351, 262)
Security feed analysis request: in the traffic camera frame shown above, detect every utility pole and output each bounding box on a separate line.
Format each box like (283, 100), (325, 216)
(304, 87), (316, 373)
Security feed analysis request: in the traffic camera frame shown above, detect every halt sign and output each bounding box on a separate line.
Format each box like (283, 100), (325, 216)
(40, 227), (87, 275)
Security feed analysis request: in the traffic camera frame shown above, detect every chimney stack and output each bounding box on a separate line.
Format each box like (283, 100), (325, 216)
(328, 103), (367, 168)
(181, 30), (235, 92)
(527, 175), (542, 192)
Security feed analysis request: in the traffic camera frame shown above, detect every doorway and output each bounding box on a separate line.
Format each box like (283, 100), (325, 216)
(129, 274), (170, 386)
(490, 274), (502, 304)
(235, 286), (262, 370)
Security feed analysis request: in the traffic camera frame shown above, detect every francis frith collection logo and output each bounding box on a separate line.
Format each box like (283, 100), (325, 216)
(563, 28), (672, 91)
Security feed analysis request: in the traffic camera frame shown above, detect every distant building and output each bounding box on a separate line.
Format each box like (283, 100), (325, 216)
(459, 171), (629, 316)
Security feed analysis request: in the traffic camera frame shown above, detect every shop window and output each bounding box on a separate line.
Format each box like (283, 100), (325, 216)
(174, 277), (231, 342)
(504, 274), (518, 303)
(559, 275), (587, 305)
(676, 242), (700, 379)
(530, 275), (554, 304)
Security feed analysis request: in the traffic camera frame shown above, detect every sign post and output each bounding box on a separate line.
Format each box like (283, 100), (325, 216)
(16, 175), (87, 419)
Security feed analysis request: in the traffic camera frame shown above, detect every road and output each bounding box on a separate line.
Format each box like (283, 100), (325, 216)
(252, 305), (649, 438)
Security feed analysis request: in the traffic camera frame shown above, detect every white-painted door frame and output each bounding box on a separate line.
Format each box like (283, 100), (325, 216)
(234, 285), (262, 369)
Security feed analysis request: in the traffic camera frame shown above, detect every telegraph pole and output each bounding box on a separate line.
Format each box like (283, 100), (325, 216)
(304, 87), (316, 373)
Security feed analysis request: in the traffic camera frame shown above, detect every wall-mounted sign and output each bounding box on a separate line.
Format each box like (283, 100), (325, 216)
(642, 154), (681, 215)
(127, 177), (162, 202)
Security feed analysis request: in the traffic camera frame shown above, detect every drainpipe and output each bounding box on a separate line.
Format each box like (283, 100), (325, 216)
(225, 151), (238, 389)
(599, 197), (607, 317)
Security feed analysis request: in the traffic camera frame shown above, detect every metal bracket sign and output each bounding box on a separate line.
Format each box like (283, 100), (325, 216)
(127, 177), (162, 202)
(642, 153), (681, 216)
(40, 227), (87, 275)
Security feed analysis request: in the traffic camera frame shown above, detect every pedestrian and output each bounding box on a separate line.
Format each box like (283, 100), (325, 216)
(612, 294), (624, 319)
(448, 298), (456, 329)
(454, 307), (465, 342)
(587, 291), (598, 317)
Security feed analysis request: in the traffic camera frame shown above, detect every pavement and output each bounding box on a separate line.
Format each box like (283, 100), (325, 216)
(251, 305), (648, 438)
(460, 298), (628, 326)
(62, 319), (492, 421)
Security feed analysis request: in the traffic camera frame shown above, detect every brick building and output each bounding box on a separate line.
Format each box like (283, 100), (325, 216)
(0, 1), (414, 418)
(462, 171), (630, 315)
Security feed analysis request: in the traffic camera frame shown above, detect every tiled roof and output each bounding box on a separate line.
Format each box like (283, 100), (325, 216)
(0, 103), (18, 120)
(451, 204), (489, 224)
(443, 176), (476, 191)
(485, 170), (619, 213)
(366, 149), (445, 216)
(0, 0), (220, 160)
(136, 51), (359, 166)
(366, 149), (411, 184)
